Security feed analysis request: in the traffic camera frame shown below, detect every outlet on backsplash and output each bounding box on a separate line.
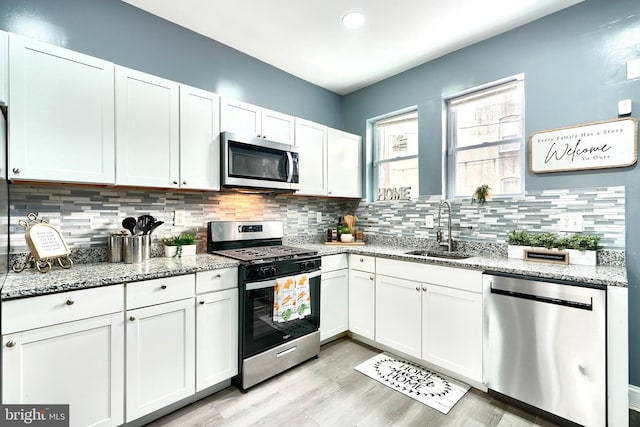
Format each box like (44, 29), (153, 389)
(425, 215), (434, 228)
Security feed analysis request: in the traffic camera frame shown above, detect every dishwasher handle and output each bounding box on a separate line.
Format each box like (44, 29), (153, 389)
(488, 276), (595, 311)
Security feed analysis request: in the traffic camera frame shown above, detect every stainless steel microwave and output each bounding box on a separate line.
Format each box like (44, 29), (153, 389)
(221, 132), (300, 191)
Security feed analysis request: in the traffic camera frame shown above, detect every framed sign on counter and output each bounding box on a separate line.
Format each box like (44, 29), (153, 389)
(528, 117), (638, 173)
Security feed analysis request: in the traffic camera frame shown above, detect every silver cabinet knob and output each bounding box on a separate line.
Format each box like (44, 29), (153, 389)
(129, 316), (136, 321)
(6, 340), (16, 348)
(369, 276), (374, 281)
(416, 286), (420, 291)
(172, 180), (178, 185)
(422, 286), (427, 291)
(182, 181), (187, 185)
(257, 134), (262, 138)
(160, 285), (167, 290)
(199, 300), (205, 305)
(12, 168), (20, 174)
(65, 299), (75, 306)
(215, 274), (221, 278)
(360, 258), (364, 262)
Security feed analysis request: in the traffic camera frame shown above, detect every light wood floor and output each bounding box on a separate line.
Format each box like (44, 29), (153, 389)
(146, 337), (561, 427)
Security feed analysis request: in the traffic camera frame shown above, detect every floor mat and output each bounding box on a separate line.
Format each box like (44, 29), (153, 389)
(354, 352), (470, 414)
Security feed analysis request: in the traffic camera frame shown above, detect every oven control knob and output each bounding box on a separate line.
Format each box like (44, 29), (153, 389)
(268, 266), (277, 276)
(257, 268), (266, 278)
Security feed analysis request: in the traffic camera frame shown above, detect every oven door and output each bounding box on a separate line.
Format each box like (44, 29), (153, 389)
(222, 132), (299, 190)
(242, 270), (320, 358)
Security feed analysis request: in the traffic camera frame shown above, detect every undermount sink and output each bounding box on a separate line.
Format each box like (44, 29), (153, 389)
(404, 250), (471, 260)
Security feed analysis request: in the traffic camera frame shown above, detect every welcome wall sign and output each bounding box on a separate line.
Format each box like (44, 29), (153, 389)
(529, 117), (638, 173)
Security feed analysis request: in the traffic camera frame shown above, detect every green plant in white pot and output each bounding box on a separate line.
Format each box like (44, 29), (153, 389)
(162, 233), (197, 257)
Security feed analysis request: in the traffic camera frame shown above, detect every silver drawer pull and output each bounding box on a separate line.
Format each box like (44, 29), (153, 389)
(277, 346), (297, 358)
(199, 301), (205, 305)
(6, 340), (16, 348)
(215, 274), (222, 278)
(65, 299), (75, 306)
(129, 316), (136, 321)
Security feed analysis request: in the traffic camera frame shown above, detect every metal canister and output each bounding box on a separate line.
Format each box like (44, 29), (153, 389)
(123, 235), (144, 263)
(107, 234), (124, 262)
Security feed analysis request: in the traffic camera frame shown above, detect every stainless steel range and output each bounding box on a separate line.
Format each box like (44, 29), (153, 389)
(207, 221), (321, 391)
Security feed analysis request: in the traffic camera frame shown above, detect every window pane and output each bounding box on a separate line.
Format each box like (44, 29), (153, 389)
(450, 81), (522, 149)
(375, 111), (418, 161)
(447, 79), (524, 198)
(454, 143), (521, 197)
(377, 158), (419, 198)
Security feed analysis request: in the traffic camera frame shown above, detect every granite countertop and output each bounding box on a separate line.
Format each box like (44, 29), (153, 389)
(1, 244), (627, 301)
(1, 254), (239, 300)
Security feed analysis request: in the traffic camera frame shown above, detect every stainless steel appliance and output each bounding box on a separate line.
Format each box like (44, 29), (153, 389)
(208, 221), (320, 391)
(221, 132), (299, 191)
(484, 272), (606, 426)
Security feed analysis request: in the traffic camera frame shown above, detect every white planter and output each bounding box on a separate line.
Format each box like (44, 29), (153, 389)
(566, 249), (597, 266)
(507, 245), (596, 266)
(164, 244), (197, 257)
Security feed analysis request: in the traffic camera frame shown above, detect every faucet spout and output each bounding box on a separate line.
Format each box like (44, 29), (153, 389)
(437, 200), (453, 252)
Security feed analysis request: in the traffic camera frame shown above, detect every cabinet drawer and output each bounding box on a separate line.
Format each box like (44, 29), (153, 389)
(126, 275), (195, 310)
(322, 254), (348, 272)
(377, 258), (482, 293)
(349, 254), (375, 273)
(196, 268), (238, 294)
(2, 285), (124, 334)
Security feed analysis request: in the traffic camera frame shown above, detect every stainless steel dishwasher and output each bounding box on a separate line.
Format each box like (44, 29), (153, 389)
(483, 272), (606, 427)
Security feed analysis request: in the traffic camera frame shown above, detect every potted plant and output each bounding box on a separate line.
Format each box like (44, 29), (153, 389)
(471, 184), (491, 205)
(506, 230), (601, 266)
(162, 233), (197, 257)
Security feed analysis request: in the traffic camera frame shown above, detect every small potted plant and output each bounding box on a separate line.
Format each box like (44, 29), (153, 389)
(472, 184), (491, 205)
(162, 233), (197, 257)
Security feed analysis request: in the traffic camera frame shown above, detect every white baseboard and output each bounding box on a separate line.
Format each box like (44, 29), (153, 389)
(630, 384), (640, 411)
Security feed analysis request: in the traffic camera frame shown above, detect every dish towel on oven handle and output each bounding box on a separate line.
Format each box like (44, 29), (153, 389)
(273, 276), (298, 323)
(273, 274), (312, 323)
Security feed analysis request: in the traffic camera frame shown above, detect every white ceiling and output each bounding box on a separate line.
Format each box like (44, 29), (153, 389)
(121, 0), (584, 95)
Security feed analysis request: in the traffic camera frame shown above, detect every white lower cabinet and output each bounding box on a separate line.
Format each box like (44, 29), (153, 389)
(125, 297), (195, 422)
(375, 274), (421, 358)
(348, 269), (375, 340)
(421, 283), (482, 382)
(320, 268), (349, 341)
(374, 258), (483, 383)
(2, 286), (124, 427)
(196, 288), (238, 391)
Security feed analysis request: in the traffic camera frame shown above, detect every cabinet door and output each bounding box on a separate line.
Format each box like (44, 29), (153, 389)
(2, 313), (124, 427)
(320, 268), (349, 341)
(8, 34), (115, 184)
(348, 269), (375, 340)
(422, 283), (482, 382)
(261, 108), (294, 144)
(0, 30), (7, 105)
(126, 298), (195, 422)
(294, 118), (327, 196)
(196, 288), (238, 391)
(116, 66), (179, 188)
(375, 275), (421, 358)
(327, 128), (362, 198)
(179, 85), (220, 190)
(220, 98), (261, 137)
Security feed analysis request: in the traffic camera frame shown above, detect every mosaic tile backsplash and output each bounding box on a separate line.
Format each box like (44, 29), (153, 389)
(9, 184), (624, 262)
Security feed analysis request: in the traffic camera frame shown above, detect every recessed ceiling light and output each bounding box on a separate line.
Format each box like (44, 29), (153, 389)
(342, 12), (365, 29)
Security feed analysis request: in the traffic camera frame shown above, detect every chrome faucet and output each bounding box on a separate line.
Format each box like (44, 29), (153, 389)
(437, 200), (453, 252)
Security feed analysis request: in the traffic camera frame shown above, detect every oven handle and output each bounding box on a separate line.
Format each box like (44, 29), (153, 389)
(246, 269), (321, 291)
(286, 152), (294, 183)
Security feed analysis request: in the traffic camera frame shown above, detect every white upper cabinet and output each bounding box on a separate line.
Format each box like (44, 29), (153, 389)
(327, 128), (362, 198)
(0, 31), (7, 105)
(8, 34), (115, 184)
(294, 118), (327, 196)
(115, 66), (180, 188)
(295, 119), (362, 198)
(220, 98), (294, 144)
(179, 85), (221, 190)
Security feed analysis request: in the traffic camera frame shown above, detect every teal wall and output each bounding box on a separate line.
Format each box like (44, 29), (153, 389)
(0, 0), (343, 128)
(342, 0), (640, 386)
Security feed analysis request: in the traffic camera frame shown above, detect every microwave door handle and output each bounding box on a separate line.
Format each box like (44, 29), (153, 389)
(286, 152), (294, 183)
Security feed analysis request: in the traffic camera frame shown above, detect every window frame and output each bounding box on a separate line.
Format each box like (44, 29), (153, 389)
(369, 107), (419, 201)
(443, 74), (525, 200)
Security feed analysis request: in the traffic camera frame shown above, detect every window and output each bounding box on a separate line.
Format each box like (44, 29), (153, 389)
(373, 110), (419, 199)
(446, 78), (524, 199)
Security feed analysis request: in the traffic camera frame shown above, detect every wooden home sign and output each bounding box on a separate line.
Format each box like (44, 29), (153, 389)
(529, 117), (638, 173)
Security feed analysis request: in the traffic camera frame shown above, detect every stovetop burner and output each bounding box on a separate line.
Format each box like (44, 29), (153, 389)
(212, 245), (317, 264)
